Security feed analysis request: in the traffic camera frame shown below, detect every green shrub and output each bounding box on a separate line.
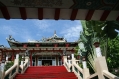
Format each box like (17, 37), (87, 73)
(4, 61), (14, 71)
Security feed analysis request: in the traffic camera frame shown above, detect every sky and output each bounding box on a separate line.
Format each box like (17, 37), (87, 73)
(0, 19), (83, 47)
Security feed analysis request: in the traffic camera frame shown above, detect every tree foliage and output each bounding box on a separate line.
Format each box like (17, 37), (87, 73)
(4, 61), (14, 71)
(107, 36), (119, 76)
(79, 20), (119, 75)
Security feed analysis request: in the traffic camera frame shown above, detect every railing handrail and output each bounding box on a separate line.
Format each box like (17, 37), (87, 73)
(64, 61), (71, 72)
(103, 70), (119, 79)
(67, 60), (80, 61)
(63, 56), (119, 79)
(5, 64), (17, 76)
(75, 60), (80, 62)
(20, 58), (29, 74)
(87, 73), (97, 79)
(23, 62), (27, 67)
(73, 62), (83, 73)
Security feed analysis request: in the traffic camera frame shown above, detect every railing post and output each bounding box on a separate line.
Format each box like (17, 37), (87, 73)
(14, 54), (19, 73)
(63, 55), (67, 64)
(25, 56), (29, 67)
(21, 56), (29, 74)
(68, 60), (71, 64)
(94, 42), (108, 79)
(0, 61), (5, 79)
(67, 55), (71, 64)
(5, 56), (8, 65)
(82, 57), (90, 79)
(71, 54), (75, 72)
(8, 72), (12, 78)
(20, 56), (24, 73)
(21, 60), (24, 66)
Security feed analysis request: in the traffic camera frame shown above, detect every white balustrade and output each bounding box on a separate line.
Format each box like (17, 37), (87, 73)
(20, 56), (29, 74)
(16, 54), (19, 59)
(63, 55), (84, 79)
(1, 52), (118, 79)
(72, 58), (83, 79)
(3, 58), (19, 79)
(0, 54), (19, 79)
(6, 56), (8, 61)
(71, 54), (74, 59)
(5, 64), (17, 79)
(103, 70), (119, 79)
(95, 47), (102, 57)
(21, 61), (23, 65)
(1, 63), (5, 72)
(82, 61), (87, 69)
(63, 54), (119, 79)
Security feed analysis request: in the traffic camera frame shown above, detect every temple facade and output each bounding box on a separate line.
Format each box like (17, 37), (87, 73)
(0, 31), (78, 66)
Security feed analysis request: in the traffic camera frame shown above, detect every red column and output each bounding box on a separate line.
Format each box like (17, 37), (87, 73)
(2, 52), (6, 63)
(30, 52), (32, 66)
(11, 52), (14, 61)
(61, 55), (63, 65)
(0, 52), (2, 62)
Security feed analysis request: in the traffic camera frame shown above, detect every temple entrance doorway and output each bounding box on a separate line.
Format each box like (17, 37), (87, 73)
(42, 60), (52, 66)
(37, 56), (57, 66)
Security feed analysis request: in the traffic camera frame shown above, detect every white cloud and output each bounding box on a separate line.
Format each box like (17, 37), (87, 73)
(0, 25), (16, 36)
(19, 29), (34, 42)
(61, 21), (83, 42)
(33, 20), (50, 31)
(0, 20), (82, 43)
(0, 25), (33, 42)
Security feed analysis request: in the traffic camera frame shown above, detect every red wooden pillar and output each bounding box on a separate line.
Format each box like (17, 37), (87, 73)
(61, 51), (63, 65)
(30, 52), (32, 66)
(65, 43), (69, 47)
(36, 55), (38, 66)
(11, 52), (14, 61)
(2, 52), (6, 63)
(56, 55), (58, 66)
(0, 51), (2, 62)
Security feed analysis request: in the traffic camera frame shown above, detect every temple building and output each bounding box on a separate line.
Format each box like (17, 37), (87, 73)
(0, 31), (78, 66)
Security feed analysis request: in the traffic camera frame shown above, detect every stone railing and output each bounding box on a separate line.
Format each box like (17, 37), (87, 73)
(4, 64), (18, 79)
(0, 55), (30, 79)
(103, 70), (119, 79)
(64, 61), (72, 72)
(19, 56), (29, 74)
(63, 55), (119, 79)
(0, 65), (2, 79)
(0, 55), (19, 79)
(64, 56), (89, 79)
(72, 61), (83, 79)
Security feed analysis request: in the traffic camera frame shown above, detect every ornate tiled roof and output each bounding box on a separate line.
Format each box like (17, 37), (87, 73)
(6, 32), (76, 48)
(40, 31), (66, 42)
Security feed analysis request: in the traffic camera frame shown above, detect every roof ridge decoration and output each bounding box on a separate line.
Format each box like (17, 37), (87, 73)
(7, 31), (66, 43)
(53, 30), (58, 38)
(39, 31), (66, 42)
(8, 35), (16, 41)
(0, 45), (4, 48)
